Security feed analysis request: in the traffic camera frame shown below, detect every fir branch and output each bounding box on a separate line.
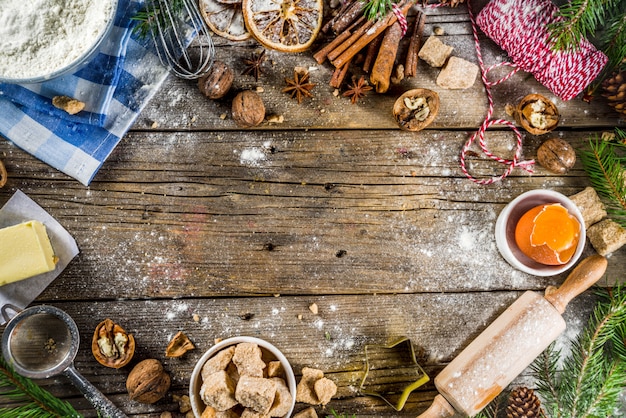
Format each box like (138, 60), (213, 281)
(360, 0), (395, 20)
(0, 352), (81, 417)
(132, 0), (186, 39)
(532, 286), (626, 418)
(547, 0), (620, 51)
(578, 129), (626, 228)
(530, 347), (562, 418)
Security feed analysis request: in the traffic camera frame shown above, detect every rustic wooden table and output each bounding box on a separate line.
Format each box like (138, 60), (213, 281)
(0, 1), (624, 417)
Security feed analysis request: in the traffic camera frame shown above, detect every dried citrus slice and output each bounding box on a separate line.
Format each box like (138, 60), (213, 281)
(200, 0), (251, 41)
(242, 0), (323, 52)
(515, 203), (580, 266)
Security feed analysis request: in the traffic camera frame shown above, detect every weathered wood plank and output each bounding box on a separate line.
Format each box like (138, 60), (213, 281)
(15, 292), (597, 417)
(1, 130), (623, 303)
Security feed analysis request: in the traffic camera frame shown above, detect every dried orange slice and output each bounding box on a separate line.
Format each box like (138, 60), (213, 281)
(242, 0), (323, 52)
(200, 0), (251, 41)
(515, 203), (580, 266)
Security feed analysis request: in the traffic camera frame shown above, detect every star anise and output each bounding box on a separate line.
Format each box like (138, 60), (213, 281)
(342, 76), (373, 104)
(283, 69), (316, 104)
(242, 49), (266, 81)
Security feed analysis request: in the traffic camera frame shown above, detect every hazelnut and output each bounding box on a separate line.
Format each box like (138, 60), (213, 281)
(165, 331), (195, 358)
(92, 319), (135, 368)
(0, 160), (7, 188)
(537, 137), (576, 174)
(232, 90), (265, 128)
(126, 359), (171, 404)
(198, 61), (234, 99)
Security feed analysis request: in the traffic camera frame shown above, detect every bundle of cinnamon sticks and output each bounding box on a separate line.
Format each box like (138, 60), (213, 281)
(314, 0), (426, 93)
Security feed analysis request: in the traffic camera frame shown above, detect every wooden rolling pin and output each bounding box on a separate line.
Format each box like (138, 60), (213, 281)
(418, 254), (608, 418)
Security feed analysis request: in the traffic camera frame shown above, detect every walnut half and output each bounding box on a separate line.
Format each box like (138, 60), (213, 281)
(92, 318), (135, 368)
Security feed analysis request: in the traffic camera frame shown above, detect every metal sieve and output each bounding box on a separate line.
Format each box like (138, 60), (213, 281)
(1, 305), (127, 418)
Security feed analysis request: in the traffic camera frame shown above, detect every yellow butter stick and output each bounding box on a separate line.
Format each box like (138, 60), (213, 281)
(0, 220), (57, 285)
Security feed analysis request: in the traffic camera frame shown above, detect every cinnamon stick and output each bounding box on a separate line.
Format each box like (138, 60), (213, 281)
(322, 0), (355, 33)
(331, 0), (365, 34)
(405, 11), (426, 78)
(313, 29), (353, 64)
(329, 57), (353, 88)
(327, 18), (373, 62)
(330, 0), (411, 69)
(362, 33), (383, 73)
(370, 21), (403, 93)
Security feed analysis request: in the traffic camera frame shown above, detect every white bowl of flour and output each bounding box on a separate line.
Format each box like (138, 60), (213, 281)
(0, 0), (118, 83)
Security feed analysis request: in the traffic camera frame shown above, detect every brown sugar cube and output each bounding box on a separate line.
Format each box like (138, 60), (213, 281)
(293, 407), (318, 418)
(313, 377), (337, 406)
(202, 346), (236, 381)
(587, 219), (626, 256)
(233, 343), (266, 377)
(268, 377), (293, 417)
(436, 56), (479, 90)
(569, 187), (607, 228)
(226, 360), (240, 386)
(266, 361), (284, 378)
(241, 409), (269, 418)
(201, 406), (239, 418)
(418, 35), (453, 68)
(52, 95), (85, 115)
(235, 375), (277, 414)
(200, 370), (238, 411)
(295, 367), (324, 404)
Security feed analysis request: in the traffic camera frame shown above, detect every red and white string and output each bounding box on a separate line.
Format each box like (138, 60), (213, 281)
(458, 0), (534, 184)
(391, 3), (408, 36)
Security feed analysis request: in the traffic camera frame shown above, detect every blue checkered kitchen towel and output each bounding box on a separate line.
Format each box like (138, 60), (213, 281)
(0, 0), (174, 186)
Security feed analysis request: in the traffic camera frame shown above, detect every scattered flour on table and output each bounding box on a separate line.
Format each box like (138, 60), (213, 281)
(0, 0), (115, 79)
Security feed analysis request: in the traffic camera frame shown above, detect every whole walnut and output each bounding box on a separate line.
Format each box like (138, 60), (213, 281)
(232, 90), (265, 128)
(126, 359), (170, 404)
(536, 137), (576, 174)
(198, 61), (234, 99)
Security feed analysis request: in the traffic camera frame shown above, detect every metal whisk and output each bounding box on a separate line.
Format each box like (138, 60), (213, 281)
(145, 0), (215, 79)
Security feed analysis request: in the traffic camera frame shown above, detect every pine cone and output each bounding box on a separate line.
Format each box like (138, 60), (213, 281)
(602, 71), (626, 120)
(506, 387), (544, 418)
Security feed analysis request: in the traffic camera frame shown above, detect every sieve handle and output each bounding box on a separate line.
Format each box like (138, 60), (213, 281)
(64, 364), (127, 418)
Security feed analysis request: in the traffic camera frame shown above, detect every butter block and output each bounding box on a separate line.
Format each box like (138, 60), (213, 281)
(0, 220), (57, 285)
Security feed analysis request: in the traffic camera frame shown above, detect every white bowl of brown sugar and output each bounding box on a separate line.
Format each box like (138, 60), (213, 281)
(189, 336), (296, 418)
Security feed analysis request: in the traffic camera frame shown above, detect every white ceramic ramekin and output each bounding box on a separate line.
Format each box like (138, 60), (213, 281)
(189, 336), (296, 418)
(495, 189), (585, 276)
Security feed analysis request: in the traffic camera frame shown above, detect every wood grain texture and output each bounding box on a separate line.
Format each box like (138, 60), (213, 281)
(0, 0), (624, 416)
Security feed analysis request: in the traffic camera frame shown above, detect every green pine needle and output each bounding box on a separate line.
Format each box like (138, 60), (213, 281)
(578, 129), (626, 228)
(547, 0), (626, 94)
(132, 0), (186, 39)
(0, 350), (82, 418)
(479, 286), (626, 418)
(361, 0), (394, 20)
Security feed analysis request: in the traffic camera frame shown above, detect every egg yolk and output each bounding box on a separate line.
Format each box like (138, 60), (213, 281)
(514, 203), (581, 266)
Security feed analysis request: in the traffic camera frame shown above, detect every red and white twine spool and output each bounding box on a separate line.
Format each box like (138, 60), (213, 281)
(458, 0), (607, 184)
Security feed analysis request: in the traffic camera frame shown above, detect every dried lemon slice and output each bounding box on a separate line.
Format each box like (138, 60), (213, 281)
(242, 0), (323, 52)
(200, 0), (251, 41)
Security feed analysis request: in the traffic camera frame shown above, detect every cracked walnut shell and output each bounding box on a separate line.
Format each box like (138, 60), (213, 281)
(92, 319), (135, 368)
(515, 94), (559, 135)
(165, 331), (195, 358)
(393, 89), (439, 131)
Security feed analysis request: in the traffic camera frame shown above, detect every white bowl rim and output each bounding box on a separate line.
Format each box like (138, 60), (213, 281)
(495, 189), (586, 277)
(189, 336), (297, 418)
(0, 0), (119, 84)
